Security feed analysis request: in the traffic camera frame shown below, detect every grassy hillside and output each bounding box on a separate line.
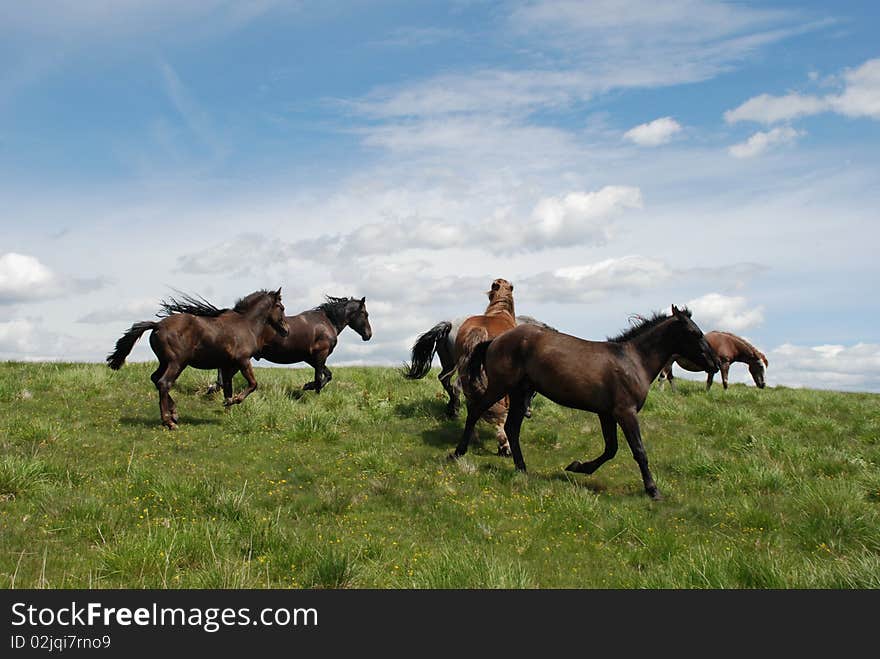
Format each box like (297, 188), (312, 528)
(1, 361), (878, 588)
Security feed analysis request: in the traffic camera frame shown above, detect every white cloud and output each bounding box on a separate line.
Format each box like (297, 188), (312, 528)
(723, 92), (828, 125)
(768, 343), (880, 392)
(686, 293), (764, 331)
(0, 318), (39, 353)
(830, 58), (880, 119)
(728, 126), (802, 158)
(0, 253), (58, 303)
(724, 57), (880, 125)
(623, 117), (682, 146)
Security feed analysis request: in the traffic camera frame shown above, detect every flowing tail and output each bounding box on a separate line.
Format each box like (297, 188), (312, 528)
(402, 321), (452, 379)
(106, 321), (158, 370)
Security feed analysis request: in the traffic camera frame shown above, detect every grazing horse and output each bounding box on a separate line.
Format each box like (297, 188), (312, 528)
(659, 330), (768, 390)
(107, 289), (289, 429)
(453, 278), (517, 456)
(451, 306), (720, 499)
(202, 296), (372, 395)
(403, 314), (556, 418)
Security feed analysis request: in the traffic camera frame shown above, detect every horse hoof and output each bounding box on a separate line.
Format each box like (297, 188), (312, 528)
(565, 461), (581, 472)
(497, 446), (512, 457)
(524, 409), (532, 419)
(648, 489), (663, 501)
(447, 452), (461, 462)
(171, 414), (180, 424)
(164, 422), (178, 431)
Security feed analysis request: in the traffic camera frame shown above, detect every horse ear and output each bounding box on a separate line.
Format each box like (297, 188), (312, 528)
(671, 304), (680, 316)
(360, 296), (366, 306)
(276, 287), (282, 297)
(491, 280), (501, 291)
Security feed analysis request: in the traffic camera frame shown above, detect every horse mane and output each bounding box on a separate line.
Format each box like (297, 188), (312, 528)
(316, 296), (356, 327)
(484, 282), (515, 317)
(714, 331), (768, 366)
(233, 290), (277, 313)
(608, 308), (691, 343)
(158, 291), (226, 318)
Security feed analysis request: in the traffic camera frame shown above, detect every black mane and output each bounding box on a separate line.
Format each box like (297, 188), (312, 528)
(316, 296), (357, 328)
(233, 290), (277, 313)
(607, 308), (691, 343)
(158, 291), (225, 318)
(158, 289), (277, 318)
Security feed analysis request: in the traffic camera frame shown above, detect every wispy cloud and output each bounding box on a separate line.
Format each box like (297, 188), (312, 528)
(728, 126), (803, 158)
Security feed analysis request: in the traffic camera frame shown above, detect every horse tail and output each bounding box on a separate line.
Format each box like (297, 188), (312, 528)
(402, 321), (452, 379)
(456, 325), (490, 394)
(106, 321), (158, 370)
(467, 339), (494, 385)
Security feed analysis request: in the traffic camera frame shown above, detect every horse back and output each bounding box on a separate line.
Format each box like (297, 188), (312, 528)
(258, 310), (337, 365)
(151, 312), (256, 367)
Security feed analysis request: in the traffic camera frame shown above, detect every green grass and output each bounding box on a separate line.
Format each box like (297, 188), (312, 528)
(1, 361), (878, 589)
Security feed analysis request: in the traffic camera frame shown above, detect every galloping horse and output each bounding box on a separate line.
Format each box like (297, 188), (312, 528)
(452, 306), (720, 499)
(659, 330), (768, 390)
(107, 289), (289, 429)
(200, 296), (372, 395)
(453, 278), (517, 456)
(403, 314), (556, 418)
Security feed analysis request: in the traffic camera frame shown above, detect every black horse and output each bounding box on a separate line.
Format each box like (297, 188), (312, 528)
(196, 296), (372, 394)
(452, 306), (720, 499)
(107, 289), (289, 429)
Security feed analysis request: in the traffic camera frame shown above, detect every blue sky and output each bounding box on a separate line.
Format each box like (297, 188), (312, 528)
(1, 1), (879, 391)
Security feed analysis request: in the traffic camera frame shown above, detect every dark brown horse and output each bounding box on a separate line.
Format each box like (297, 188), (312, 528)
(403, 314), (556, 418)
(453, 278), (517, 455)
(107, 289), (289, 429)
(203, 296), (372, 394)
(451, 306), (720, 499)
(659, 330), (768, 390)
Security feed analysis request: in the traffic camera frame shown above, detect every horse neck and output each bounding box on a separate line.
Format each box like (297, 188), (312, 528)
(723, 333), (757, 364)
(627, 319), (681, 381)
(321, 307), (347, 334)
(484, 296), (515, 319)
(238, 300), (274, 340)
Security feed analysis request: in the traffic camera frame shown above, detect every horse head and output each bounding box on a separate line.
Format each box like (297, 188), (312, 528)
(347, 297), (372, 341)
(749, 351), (768, 388)
(268, 288), (289, 337)
(670, 305), (720, 373)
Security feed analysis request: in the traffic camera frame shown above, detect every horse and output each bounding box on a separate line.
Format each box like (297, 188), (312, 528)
(451, 306), (720, 500)
(201, 296), (372, 395)
(452, 278), (518, 456)
(106, 289), (289, 429)
(403, 314), (556, 418)
(658, 330), (768, 390)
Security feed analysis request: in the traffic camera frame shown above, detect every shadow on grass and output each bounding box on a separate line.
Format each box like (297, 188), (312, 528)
(394, 398), (458, 420)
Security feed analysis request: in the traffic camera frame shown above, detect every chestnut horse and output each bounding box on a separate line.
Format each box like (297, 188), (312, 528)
(453, 278), (517, 455)
(403, 314), (555, 418)
(659, 330), (768, 390)
(452, 306), (720, 499)
(107, 289), (289, 429)
(174, 296), (372, 395)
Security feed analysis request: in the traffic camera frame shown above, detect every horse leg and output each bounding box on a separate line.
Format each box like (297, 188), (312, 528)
(220, 367), (236, 407)
(617, 410), (661, 500)
(450, 382), (508, 460)
(524, 390), (537, 418)
(303, 360), (323, 391)
(721, 362), (730, 390)
(706, 371), (714, 390)
(666, 366), (676, 392)
(317, 365), (332, 392)
(439, 366), (460, 418)
(156, 363), (183, 429)
(565, 412), (618, 475)
(488, 397), (512, 456)
(206, 369), (223, 395)
(504, 389), (530, 472)
(225, 361), (258, 406)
